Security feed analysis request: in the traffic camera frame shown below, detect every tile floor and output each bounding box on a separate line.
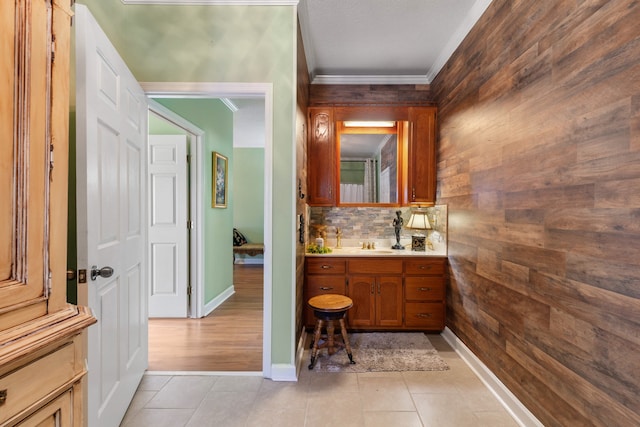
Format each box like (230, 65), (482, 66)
(120, 334), (519, 427)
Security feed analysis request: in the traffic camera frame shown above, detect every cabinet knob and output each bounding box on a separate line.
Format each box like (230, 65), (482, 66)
(320, 287), (333, 291)
(419, 265), (431, 270)
(321, 265), (332, 269)
(418, 287), (432, 291)
(0, 389), (6, 406)
(416, 313), (432, 318)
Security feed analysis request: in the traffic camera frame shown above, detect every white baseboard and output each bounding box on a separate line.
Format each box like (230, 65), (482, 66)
(203, 285), (235, 317)
(269, 364), (298, 381)
(441, 327), (544, 427)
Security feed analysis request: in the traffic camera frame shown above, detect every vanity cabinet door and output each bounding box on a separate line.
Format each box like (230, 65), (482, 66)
(347, 275), (402, 328)
(307, 107), (335, 206)
(376, 276), (403, 327)
(347, 275), (376, 327)
(407, 107), (437, 205)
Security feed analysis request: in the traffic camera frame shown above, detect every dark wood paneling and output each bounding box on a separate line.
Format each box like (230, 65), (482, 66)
(433, 1), (640, 426)
(309, 84), (436, 106)
(296, 19), (310, 339)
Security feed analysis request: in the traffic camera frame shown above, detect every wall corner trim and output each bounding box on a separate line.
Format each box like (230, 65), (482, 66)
(441, 327), (545, 427)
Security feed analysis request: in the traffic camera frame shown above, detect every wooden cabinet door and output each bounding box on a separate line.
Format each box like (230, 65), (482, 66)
(307, 107), (335, 205)
(407, 107), (437, 205)
(376, 276), (403, 327)
(348, 275), (402, 328)
(347, 275), (375, 327)
(0, 0), (56, 331)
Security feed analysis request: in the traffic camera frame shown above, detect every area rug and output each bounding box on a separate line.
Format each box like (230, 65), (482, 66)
(305, 332), (449, 373)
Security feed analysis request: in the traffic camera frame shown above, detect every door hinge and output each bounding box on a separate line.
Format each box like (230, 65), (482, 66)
(46, 271), (52, 296)
(51, 35), (56, 63)
(187, 154), (191, 163)
(49, 144), (54, 178)
(187, 285), (192, 296)
(187, 220), (194, 229)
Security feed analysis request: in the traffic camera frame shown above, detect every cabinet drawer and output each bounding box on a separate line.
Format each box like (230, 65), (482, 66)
(405, 277), (445, 301)
(306, 258), (346, 274)
(404, 259), (445, 275)
(305, 275), (346, 297)
(348, 259), (402, 274)
(0, 343), (75, 425)
(405, 302), (445, 329)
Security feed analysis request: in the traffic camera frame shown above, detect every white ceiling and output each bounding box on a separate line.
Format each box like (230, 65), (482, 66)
(298, 0), (493, 84)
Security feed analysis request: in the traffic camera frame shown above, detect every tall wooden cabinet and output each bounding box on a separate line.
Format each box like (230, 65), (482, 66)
(0, 1), (95, 425)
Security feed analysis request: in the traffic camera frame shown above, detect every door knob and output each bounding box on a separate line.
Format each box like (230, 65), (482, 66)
(91, 265), (114, 281)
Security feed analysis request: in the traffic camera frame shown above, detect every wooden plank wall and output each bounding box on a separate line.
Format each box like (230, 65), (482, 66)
(309, 84), (435, 106)
(432, 1), (640, 426)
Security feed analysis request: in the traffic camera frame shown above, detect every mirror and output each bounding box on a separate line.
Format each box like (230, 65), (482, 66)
(337, 121), (407, 205)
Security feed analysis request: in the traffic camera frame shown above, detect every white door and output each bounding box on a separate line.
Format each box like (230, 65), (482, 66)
(148, 135), (189, 318)
(75, 5), (148, 427)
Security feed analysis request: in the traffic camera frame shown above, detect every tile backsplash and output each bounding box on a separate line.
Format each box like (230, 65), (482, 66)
(309, 205), (447, 250)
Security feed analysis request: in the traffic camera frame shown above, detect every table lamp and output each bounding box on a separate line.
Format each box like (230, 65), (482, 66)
(405, 209), (432, 251)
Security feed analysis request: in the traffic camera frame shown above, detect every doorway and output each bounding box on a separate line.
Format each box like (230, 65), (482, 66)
(142, 83), (273, 376)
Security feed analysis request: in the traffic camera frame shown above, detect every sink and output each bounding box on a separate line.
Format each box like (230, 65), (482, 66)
(331, 247), (395, 255)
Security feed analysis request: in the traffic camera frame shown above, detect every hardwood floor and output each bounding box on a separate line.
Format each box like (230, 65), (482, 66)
(148, 264), (263, 372)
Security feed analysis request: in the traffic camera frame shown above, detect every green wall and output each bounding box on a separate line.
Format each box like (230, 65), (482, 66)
(233, 148), (265, 249)
(79, 0), (297, 371)
(155, 98), (234, 303)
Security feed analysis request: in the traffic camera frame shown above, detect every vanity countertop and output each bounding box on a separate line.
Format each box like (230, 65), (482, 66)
(306, 246), (447, 257)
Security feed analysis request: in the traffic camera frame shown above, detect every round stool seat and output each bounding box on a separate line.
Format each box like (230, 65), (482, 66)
(307, 294), (355, 369)
(308, 294), (353, 312)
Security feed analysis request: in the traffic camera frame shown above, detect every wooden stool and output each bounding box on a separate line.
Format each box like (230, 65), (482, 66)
(307, 294), (356, 370)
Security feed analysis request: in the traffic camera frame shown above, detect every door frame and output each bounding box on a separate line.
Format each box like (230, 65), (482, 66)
(142, 82), (273, 377)
(148, 99), (205, 318)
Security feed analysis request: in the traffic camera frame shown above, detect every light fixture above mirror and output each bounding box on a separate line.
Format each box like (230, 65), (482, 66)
(343, 121), (396, 128)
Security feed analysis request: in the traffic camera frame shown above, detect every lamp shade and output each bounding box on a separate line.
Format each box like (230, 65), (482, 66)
(406, 211), (432, 230)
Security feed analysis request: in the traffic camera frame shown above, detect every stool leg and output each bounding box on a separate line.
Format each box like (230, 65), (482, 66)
(339, 318), (356, 364)
(326, 320), (336, 355)
(308, 319), (324, 369)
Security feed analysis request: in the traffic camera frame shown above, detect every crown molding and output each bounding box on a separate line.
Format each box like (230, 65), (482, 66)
(121, 0), (298, 5)
(311, 74), (430, 85)
(426, 0), (493, 82)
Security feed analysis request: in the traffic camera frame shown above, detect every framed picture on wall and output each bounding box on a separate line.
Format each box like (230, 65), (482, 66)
(213, 151), (228, 208)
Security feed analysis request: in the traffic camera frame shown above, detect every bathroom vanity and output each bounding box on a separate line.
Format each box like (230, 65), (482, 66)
(304, 250), (447, 332)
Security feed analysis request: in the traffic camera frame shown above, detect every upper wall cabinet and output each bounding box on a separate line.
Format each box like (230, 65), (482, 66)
(307, 107), (336, 205)
(407, 107), (437, 205)
(307, 106), (437, 207)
